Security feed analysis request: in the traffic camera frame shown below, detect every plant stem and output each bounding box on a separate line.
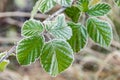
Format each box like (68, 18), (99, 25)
(44, 7), (66, 22)
(0, 45), (16, 62)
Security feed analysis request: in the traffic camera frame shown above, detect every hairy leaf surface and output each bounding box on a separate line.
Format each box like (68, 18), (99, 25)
(77, 0), (90, 12)
(45, 14), (72, 40)
(38, 0), (56, 13)
(87, 3), (111, 16)
(41, 39), (73, 76)
(68, 22), (88, 52)
(54, 0), (73, 6)
(65, 6), (81, 23)
(87, 17), (112, 47)
(16, 35), (44, 65)
(22, 19), (44, 37)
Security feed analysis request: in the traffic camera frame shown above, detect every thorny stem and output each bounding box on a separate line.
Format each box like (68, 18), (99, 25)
(0, 7), (66, 63)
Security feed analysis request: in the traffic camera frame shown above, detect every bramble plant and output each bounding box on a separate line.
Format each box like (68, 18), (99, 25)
(0, 0), (120, 76)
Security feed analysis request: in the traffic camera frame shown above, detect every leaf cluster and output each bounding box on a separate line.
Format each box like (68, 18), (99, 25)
(16, 0), (113, 76)
(1, 0), (119, 76)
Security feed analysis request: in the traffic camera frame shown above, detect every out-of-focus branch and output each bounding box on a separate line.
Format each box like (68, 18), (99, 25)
(1, 8), (66, 27)
(0, 11), (48, 19)
(3, 18), (23, 27)
(0, 37), (21, 42)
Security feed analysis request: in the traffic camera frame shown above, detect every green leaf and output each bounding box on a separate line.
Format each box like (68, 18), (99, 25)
(0, 52), (5, 59)
(31, 0), (42, 19)
(87, 17), (113, 47)
(0, 52), (9, 72)
(115, 0), (120, 6)
(87, 3), (111, 16)
(22, 19), (44, 37)
(68, 22), (88, 53)
(77, 0), (90, 12)
(16, 35), (44, 65)
(54, 0), (73, 6)
(31, 0), (73, 14)
(0, 60), (9, 72)
(65, 6), (81, 23)
(40, 39), (74, 76)
(38, 0), (56, 13)
(45, 14), (72, 40)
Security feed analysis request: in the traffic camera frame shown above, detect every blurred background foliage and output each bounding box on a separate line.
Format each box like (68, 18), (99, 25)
(1, 0), (120, 80)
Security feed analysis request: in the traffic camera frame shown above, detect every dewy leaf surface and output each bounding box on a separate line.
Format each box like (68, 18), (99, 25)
(41, 39), (74, 76)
